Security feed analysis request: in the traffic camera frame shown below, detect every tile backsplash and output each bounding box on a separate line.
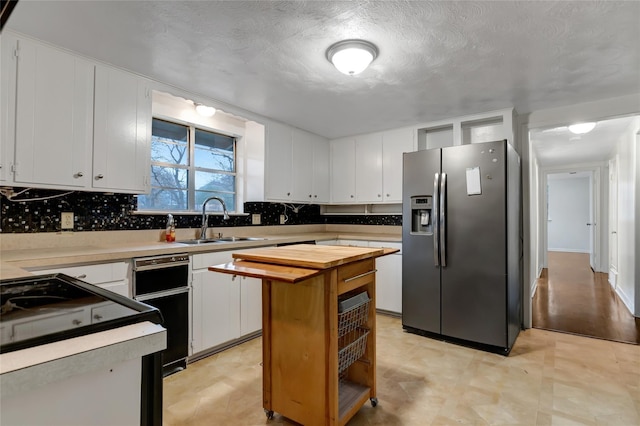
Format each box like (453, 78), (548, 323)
(0, 189), (401, 233)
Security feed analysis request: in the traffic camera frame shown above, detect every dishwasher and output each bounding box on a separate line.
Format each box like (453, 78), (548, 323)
(133, 254), (189, 376)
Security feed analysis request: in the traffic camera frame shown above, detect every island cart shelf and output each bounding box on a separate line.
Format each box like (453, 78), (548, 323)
(209, 244), (397, 426)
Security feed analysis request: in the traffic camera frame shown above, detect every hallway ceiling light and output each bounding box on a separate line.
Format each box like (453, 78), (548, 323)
(326, 39), (378, 76)
(568, 122), (596, 134)
(195, 103), (216, 117)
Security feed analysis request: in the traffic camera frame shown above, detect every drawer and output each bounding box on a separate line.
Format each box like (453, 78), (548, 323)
(12, 308), (88, 341)
(191, 251), (233, 270)
(34, 262), (129, 284)
(338, 259), (375, 295)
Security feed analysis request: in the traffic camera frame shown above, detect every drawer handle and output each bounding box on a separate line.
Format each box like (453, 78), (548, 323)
(94, 314), (103, 321)
(344, 269), (377, 283)
(72, 319), (83, 326)
(75, 274), (87, 279)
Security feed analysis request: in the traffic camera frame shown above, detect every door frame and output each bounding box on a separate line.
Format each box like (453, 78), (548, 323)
(540, 164), (604, 271)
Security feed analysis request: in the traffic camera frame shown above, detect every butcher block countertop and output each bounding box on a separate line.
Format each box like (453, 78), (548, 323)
(209, 244), (398, 283)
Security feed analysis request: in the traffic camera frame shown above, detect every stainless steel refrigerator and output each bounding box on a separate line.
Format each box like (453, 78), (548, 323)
(402, 140), (521, 353)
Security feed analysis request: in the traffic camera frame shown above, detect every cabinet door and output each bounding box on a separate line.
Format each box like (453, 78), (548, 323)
(191, 270), (241, 354)
(373, 251), (402, 314)
(382, 128), (414, 203)
(330, 138), (356, 203)
(11, 35), (93, 189)
(1, 34), (14, 183)
(291, 129), (314, 202)
(312, 135), (330, 203)
(240, 276), (262, 336)
(355, 133), (383, 202)
(265, 122), (293, 201)
(93, 65), (151, 193)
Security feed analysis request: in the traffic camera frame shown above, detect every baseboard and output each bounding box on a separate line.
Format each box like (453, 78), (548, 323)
(615, 286), (634, 315)
(608, 268), (618, 288)
(548, 248), (590, 253)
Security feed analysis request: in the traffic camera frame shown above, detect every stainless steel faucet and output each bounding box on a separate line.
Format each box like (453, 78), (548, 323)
(200, 196), (230, 239)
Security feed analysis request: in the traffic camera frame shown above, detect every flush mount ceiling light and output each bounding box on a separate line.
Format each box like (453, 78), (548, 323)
(195, 103), (216, 117)
(326, 39), (378, 76)
(568, 122), (596, 134)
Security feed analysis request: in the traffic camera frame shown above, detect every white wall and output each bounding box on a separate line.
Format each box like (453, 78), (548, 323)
(547, 175), (590, 252)
(612, 117), (639, 314)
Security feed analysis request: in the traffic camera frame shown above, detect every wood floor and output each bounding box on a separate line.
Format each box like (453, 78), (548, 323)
(163, 314), (640, 425)
(532, 251), (640, 344)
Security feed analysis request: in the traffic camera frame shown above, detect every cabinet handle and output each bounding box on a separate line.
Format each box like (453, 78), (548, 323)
(75, 172), (84, 178)
(350, 195), (354, 198)
(344, 269), (377, 283)
(386, 194), (390, 197)
(95, 174), (104, 180)
(94, 314), (103, 320)
(314, 195), (317, 198)
(309, 194), (312, 198)
(75, 274), (87, 279)
(377, 194), (381, 197)
(287, 192), (290, 196)
(72, 319), (82, 326)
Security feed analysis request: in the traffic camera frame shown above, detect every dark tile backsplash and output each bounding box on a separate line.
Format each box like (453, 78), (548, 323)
(0, 189), (401, 233)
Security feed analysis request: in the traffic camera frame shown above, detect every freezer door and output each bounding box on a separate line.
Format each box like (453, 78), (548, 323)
(402, 149), (441, 334)
(440, 141), (508, 347)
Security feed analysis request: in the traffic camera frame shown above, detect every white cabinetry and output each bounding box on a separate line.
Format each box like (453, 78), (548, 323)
(93, 65), (151, 193)
(265, 122), (329, 203)
(382, 127), (414, 202)
(1, 32), (152, 194)
(330, 138), (356, 203)
(355, 133), (383, 203)
(330, 128), (414, 204)
(34, 261), (131, 297)
(3, 33), (93, 189)
(191, 249), (264, 355)
(332, 239), (402, 314)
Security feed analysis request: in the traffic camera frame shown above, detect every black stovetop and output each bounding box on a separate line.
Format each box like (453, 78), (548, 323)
(0, 273), (163, 354)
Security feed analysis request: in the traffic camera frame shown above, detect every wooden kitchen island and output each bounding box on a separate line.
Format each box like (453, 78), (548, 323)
(209, 244), (396, 426)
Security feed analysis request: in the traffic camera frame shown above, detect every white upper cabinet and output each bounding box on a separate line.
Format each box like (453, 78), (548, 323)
(330, 138), (356, 203)
(93, 65), (151, 193)
(291, 128), (313, 201)
(330, 128), (414, 204)
(1, 32), (152, 194)
(382, 127), (414, 203)
(265, 122), (329, 203)
(312, 135), (330, 203)
(355, 133), (383, 203)
(265, 121), (293, 201)
(5, 34), (94, 189)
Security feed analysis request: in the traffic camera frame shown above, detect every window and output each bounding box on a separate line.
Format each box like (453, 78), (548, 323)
(137, 118), (236, 212)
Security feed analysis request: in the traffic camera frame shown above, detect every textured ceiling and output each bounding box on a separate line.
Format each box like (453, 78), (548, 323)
(530, 115), (637, 168)
(5, 1), (640, 143)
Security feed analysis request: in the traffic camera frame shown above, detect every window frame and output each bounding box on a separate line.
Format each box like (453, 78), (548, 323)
(139, 116), (238, 213)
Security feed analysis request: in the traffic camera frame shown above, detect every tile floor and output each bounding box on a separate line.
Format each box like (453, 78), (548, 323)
(164, 315), (640, 425)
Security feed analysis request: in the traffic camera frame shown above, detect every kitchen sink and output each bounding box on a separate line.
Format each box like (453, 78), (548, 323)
(176, 237), (265, 245)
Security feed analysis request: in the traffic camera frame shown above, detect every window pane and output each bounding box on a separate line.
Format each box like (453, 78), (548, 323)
(196, 191), (235, 212)
(150, 166), (188, 189)
(194, 129), (234, 172)
(138, 188), (188, 210)
(195, 171), (234, 193)
(152, 119), (188, 165)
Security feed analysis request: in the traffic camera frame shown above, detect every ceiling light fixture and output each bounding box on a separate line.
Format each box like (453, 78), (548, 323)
(568, 122), (596, 134)
(326, 39), (378, 76)
(195, 103), (216, 117)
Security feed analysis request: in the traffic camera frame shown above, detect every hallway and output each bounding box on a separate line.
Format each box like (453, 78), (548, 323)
(532, 252), (640, 344)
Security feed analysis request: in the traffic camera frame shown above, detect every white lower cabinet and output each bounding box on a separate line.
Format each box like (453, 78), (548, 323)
(191, 249), (265, 355)
(369, 242), (402, 314)
(332, 240), (402, 314)
(33, 261), (131, 298)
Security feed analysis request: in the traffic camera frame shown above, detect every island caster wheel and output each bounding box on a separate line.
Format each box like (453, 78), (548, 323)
(370, 397), (378, 407)
(265, 409), (274, 420)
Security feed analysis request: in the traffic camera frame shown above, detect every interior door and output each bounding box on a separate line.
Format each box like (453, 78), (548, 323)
(608, 157), (619, 286)
(588, 171), (597, 271)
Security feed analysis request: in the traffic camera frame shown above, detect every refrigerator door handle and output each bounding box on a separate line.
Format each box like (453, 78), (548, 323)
(440, 172), (447, 267)
(433, 172), (440, 266)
